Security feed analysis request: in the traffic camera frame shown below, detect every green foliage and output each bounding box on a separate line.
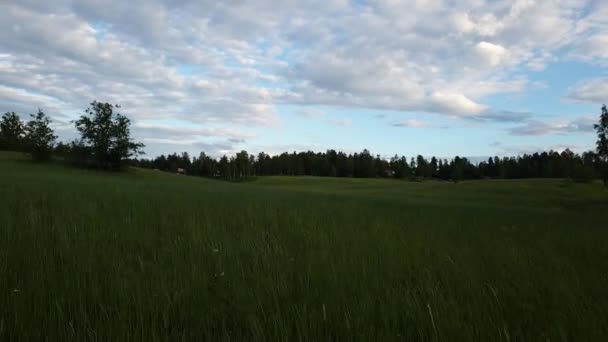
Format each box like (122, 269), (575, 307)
(390, 154), (410, 179)
(52, 141), (70, 159)
(74, 101), (144, 170)
(64, 140), (93, 168)
(595, 104), (608, 185)
(450, 156), (465, 182)
(23, 110), (57, 162)
(0, 112), (25, 151)
(2, 152), (608, 340)
(571, 163), (597, 183)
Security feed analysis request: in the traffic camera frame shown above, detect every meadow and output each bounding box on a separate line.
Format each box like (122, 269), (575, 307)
(1, 151), (607, 341)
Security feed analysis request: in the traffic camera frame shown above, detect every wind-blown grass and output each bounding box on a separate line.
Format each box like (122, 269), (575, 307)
(1, 151), (607, 341)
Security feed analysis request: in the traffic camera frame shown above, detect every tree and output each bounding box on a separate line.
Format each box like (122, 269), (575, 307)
(595, 104), (608, 185)
(430, 157), (438, 178)
(0, 112), (25, 151)
(415, 155), (428, 178)
(24, 109), (57, 162)
(53, 141), (70, 158)
(235, 150), (251, 179)
(409, 157), (416, 177)
(451, 156), (464, 183)
(134, 145), (606, 182)
(74, 101), (144, 170)
(219, 155), (230, 179)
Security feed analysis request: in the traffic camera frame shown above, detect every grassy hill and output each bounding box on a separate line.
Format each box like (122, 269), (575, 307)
(1, 151), (608, 341)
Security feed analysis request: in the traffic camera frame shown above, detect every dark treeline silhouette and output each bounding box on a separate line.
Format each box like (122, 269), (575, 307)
(3, 103), (608, 183)
(0, 101), (143, 170)
(132, 148), (600, 183)
(130, 104), (608, 183)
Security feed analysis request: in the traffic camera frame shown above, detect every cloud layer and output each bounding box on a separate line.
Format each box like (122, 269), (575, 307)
(1, 0), (606, 156)
(509, 116), (596, 136)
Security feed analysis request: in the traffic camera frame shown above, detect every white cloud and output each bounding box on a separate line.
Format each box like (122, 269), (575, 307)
(569, 1), (608, 65)
(494, 143), (587, 156)
(509, 116), (596, 136)
(473, 13), (502, 37)
(475, 41), (507, 67)
(428, 92), (487, 116)
(474, 110), (532, 123)
(452, 12), (475, 33)
(297, 108), (325, 118)
(392, 119), (430, 128)
(133, 123), (256, 140)
(0, 0), (604, 156)
(567, 78), (608, 103)
(327, 119), (352, 127)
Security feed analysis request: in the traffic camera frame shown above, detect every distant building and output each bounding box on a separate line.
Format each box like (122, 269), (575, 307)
(177, 168), (185, 174)
(384, 169), (395, 177)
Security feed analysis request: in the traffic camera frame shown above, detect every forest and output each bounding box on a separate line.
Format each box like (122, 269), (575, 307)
(132, 147), (599, 182)
(2, 102), (607, 183)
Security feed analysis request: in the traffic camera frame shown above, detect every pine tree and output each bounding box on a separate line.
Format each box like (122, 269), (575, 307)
(594, 104), (608, 185)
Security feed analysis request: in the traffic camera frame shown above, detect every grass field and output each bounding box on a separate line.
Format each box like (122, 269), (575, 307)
(1, 151), (608, 341)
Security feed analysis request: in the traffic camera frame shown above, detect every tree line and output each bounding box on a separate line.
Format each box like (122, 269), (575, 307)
(132, 148), (600, 183)
(2, 102), (608, 184)
(133, 105), (608, 184)
(0, 101), (143, 170)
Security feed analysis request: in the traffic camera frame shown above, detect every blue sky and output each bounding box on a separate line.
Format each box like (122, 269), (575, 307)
(0, 0), (607, 159)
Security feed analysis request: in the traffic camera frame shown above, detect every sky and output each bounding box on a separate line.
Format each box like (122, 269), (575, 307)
(1, 0), (607, 159)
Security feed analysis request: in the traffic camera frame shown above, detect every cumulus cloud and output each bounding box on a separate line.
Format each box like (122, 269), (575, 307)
(0, 0), (604, 156)
(427, 92), (487, 116)
(571, 34), (608, 64)
(475, 41), (507, 67)
(569, 1), (608, 65)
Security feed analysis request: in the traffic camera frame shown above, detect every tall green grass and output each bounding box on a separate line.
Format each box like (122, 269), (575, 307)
(1, 151), (607, 341)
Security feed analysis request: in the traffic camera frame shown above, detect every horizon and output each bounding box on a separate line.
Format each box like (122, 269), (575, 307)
(136, 147), (590, 167)
(1, 1), (606, 159)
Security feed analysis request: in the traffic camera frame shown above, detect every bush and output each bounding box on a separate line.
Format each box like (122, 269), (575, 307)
(65, 141), (93, 168)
